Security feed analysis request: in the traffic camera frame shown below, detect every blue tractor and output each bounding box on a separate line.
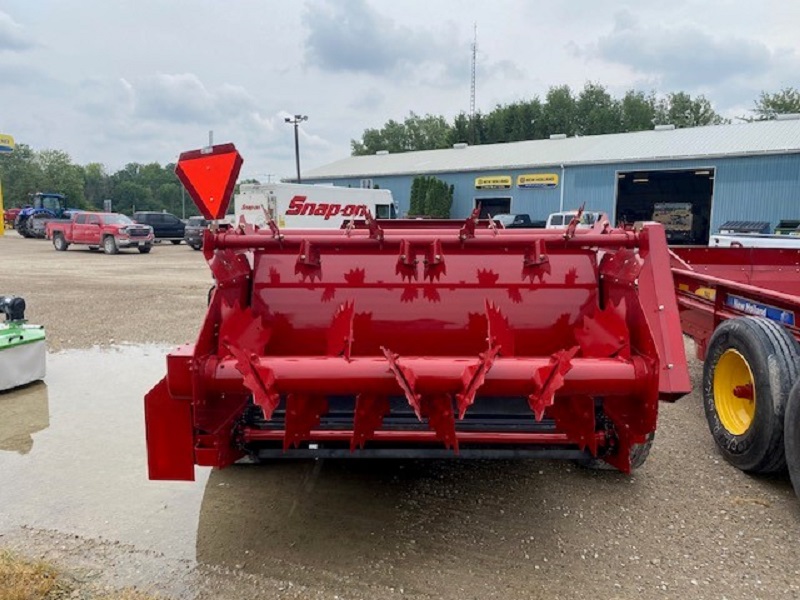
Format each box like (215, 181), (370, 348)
(15, 192), (76, 238)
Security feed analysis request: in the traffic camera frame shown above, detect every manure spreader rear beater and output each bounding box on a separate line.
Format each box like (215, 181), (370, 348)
(144, 143), (691, 481)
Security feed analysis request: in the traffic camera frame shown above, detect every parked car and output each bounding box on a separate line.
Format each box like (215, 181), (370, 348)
(46, 212), (154, 254)
(545, 210), (603, 229)
(132, 211), (185, 243)
(184, 216), (208, 250)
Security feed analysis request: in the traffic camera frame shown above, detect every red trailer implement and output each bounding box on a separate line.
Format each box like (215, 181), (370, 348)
(144, 144), (691, 481)
(672, 247), (800, 497)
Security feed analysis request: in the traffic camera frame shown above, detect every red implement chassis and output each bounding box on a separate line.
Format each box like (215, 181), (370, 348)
(145, 145), (690, 481)
(672, 246), (800, 497)
(671, 246), (800, 358)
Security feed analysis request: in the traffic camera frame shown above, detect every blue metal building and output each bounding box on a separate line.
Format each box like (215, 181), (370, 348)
(303, 119), (800, 244)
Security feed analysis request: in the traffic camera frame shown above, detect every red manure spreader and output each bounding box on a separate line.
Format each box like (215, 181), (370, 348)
(145, 144), (691, 481)
(672, 247), (800, 497)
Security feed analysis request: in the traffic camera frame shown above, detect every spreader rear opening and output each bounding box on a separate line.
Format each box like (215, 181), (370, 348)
(242, 395), (603, 431)
(238, 395), (616, 460)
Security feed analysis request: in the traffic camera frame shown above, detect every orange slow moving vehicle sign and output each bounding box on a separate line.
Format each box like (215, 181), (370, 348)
(175, 143), (243, 220)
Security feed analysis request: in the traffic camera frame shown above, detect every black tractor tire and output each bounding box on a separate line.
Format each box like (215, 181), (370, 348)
(171, 240), (182, 245)
(103, 235), (119, 255)
(30, 217), (47, 238)
(703, 317), (799, 474)
(16, 217), (31, 238)
(576, 432), (654, 471)
(25, 221), (38, 238)
(785, 379), (800, 500)
(191, 242), (202, 251)
(138, 245), (152, 254)
(52, 233), (69, 251)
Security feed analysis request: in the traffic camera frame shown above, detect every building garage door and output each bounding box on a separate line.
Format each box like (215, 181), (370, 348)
(475, 197), (511, 218)
(615, 169), (714, 245)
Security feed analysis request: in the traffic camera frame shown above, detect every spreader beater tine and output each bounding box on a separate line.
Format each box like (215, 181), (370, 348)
(351, 394), (391, 451)
(528, 346), (580, 421)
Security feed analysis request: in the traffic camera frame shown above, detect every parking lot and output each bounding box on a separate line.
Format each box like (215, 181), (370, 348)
(1, 233), (799, 599)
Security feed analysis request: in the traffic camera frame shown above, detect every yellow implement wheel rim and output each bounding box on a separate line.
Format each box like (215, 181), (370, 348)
(714, 349), (756, 436)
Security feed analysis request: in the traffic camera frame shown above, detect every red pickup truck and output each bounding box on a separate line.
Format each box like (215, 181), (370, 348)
(46, 212), (154, 254)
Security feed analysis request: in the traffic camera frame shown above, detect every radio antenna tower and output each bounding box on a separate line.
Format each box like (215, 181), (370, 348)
(469, 23), (477, 142)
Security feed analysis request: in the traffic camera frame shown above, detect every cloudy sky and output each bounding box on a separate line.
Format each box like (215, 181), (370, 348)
(1, 0), (798, 180)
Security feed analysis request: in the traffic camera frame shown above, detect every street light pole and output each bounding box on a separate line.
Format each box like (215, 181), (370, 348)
(284, 114), (308, 183)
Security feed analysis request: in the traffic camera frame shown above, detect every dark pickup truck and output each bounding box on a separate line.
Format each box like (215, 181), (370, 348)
(133, 211), (185, 243)
(184, 216), (208, 250)
(493, 213), (547, 229)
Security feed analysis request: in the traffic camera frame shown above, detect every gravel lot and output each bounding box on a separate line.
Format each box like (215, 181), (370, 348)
(1, 233), (799, 599)
(1, 235), (210, 351)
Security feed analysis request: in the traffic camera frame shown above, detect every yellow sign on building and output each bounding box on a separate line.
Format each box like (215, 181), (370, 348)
(517, 173), (559, 189)
(475, 175), (512, 190)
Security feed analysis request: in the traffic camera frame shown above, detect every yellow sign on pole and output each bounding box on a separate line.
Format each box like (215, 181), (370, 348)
(0, 133), (14, 153)
(0, 133), (15, 236)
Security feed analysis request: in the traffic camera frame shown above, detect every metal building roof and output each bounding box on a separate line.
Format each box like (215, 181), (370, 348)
(304, 119), (800, 179)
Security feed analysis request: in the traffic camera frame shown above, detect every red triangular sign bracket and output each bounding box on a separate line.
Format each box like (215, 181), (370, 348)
(175, 143), (243, 220)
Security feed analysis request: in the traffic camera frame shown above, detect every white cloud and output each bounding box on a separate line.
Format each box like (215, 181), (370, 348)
(0, 10), (32, 52)
(0, 0), (798, 179)
(581, 10), (800, 111)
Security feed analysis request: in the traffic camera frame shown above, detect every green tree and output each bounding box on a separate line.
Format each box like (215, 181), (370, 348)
(751, 88), (800, 120)
(508, 100), (541, 141)
(542, 85), (578, 137)
(408, 176), (428, 215)
(353, 82), (734, 155)
(0, 143), (40, 207)
(620, 90), (657, 132)
(483, 108), (508, 143)
(655, 92), (726, 127)
(352, 119), (404, 155)
(405, 113), (451, 152)
(575, 82), (623, 136)
(408, 175), (453, 217)
(424, 178), (453, 218)
(112, 181), (154, 214)
(449, 112), (472, 145)
(155, 182), (181, 215)
(83, 162), (109, 209)
(352, 112), (453, 155)
(35, 149), (88, 208)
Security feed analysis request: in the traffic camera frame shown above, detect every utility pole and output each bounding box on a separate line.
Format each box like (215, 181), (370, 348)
(284, 114), (308, 183)
(470, 23), (477, 144)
